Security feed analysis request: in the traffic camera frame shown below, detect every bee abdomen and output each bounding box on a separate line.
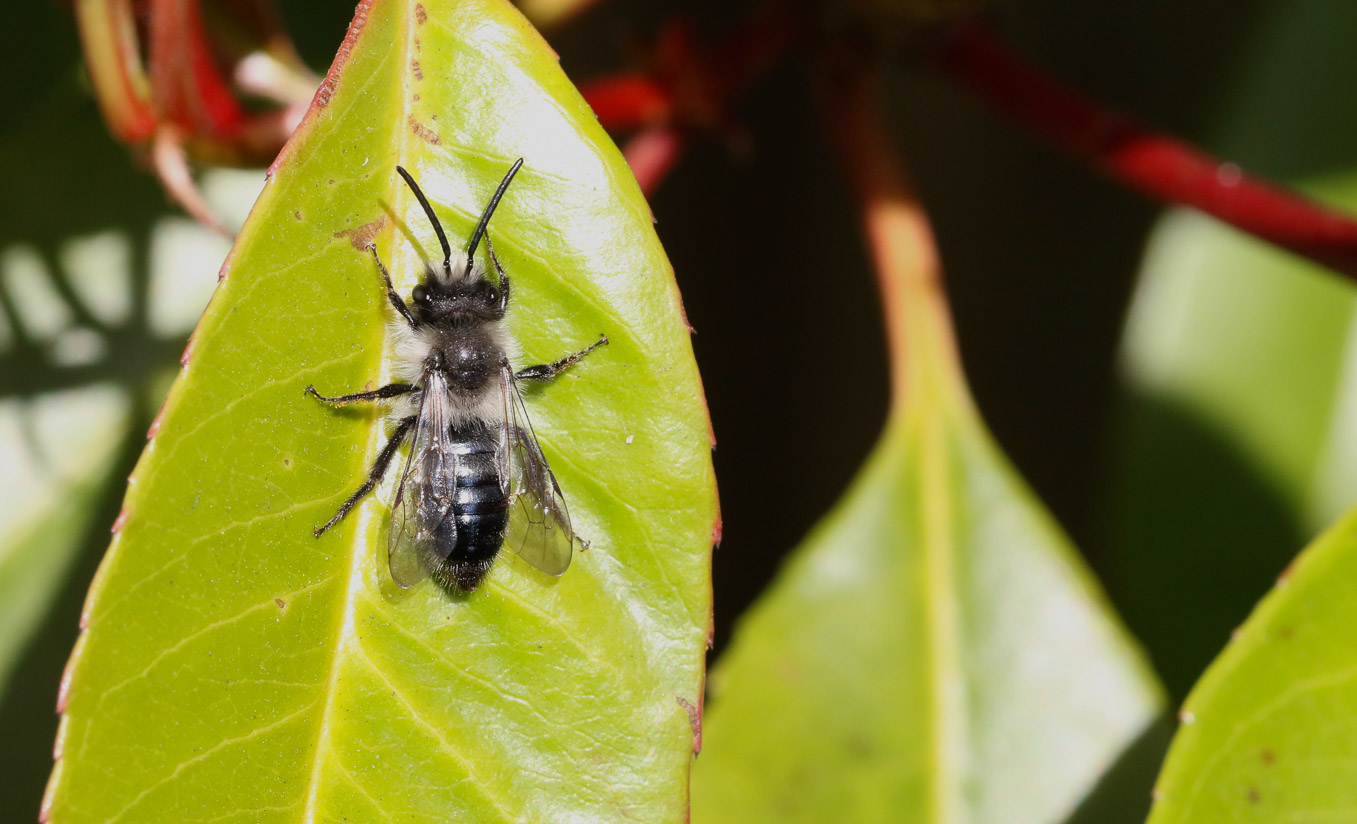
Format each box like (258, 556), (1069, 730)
(438, 428), (509, 590)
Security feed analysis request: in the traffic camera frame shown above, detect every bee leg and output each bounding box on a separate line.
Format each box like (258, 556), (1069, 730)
(514, 335), (609, 382)
(485, 232), (510, 313)
(314, 415), (417, 537)
(306, 383), (415, 406)
(367, 243), (418, 328)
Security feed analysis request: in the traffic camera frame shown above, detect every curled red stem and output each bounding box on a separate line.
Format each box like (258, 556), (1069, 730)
(935, 22), (1357, 279)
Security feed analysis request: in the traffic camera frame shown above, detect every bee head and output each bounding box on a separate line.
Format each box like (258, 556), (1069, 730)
(394, 160), (524, 326)
(411, 274), (504, 324)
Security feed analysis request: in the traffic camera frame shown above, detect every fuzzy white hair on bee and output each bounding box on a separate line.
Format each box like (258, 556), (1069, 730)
(309, 156), (608, 595)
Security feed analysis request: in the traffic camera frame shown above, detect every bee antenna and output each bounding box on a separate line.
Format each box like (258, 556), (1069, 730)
(396, 166), (453, 276)
(465, 158), (524, 274)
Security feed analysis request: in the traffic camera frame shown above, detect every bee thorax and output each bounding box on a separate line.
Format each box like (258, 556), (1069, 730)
(431, 326), (500, 393)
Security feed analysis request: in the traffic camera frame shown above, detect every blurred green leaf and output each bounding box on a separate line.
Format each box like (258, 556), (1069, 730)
(1145, 505), (1357, 822)
(0, 74), (252, 818)
(45, 0), (715, 821)
(1109, 1), (1357, 698)
(691, 218), (1164, 822)
(0, 387), (129, 695)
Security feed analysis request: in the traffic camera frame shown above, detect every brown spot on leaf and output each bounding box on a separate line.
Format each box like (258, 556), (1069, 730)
(408, 116), (440, 144)
(411, 58), (423, 81)
(415, 3), (427, 24)
(1247, 786), (1261, 804)
(293, 210), (302, 221)
(676, 694), (703, 754)
(335, 216), (386, 250)
(275, 598), (287, 610)
(1261, 748), (1276, 765)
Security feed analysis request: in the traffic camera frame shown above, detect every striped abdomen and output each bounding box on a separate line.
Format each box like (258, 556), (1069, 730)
(429, 423), (508, 591)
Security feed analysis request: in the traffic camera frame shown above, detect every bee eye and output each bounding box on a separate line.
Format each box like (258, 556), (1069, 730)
(412, 285), (428, 305)
(486, 287), (499, 304)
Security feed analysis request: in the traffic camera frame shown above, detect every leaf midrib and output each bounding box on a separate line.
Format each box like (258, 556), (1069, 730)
(299, 1), (411, 820)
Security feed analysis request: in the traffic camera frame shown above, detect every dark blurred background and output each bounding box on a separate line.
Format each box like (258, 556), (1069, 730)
(4, 0), (1338, 818)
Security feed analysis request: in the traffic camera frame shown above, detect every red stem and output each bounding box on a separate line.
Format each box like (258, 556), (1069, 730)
(577, 2), (797, 194)
(935, 22), (1357, 279)
(820, 54), (961, 412)
(623, 126), (687, 197)
(150, 0), (246, 138)
(577, 74), (673, 131)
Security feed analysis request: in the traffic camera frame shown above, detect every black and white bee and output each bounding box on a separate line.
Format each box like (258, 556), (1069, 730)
(307, 159), (607, 592)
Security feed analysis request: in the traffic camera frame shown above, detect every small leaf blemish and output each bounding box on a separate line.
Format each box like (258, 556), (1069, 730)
(408, 116), (440, 144)
(676, 695), (702, 753)
(335, 216), (387, 250)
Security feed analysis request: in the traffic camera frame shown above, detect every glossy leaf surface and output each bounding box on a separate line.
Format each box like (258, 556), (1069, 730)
(691, 184), (1164, 822)
(1109, 1), (1357, 697)
(1145, 507), (1357, 822)
(45, 1), (715, 821)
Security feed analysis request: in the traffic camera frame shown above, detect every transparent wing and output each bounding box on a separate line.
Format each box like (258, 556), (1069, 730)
(388, 370), (456, 588)
(500, 363), (577, 576)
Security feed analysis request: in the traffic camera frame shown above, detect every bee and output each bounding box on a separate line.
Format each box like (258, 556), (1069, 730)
(307, 159), (607, 592)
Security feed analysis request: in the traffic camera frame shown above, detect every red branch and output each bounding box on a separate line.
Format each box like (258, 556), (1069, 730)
(935, 22), (1357, 279)
(577, 5), (797, 195)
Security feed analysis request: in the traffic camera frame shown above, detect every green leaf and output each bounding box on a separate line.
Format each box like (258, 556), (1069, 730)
(44, 1), (715, 821)
(1109, 1), (1357, 697)
(0, 74), (253, 819)
(691, 215), (1164, 823)
(1144, 505), (1357, 822)
(0, 387), (129, 698)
